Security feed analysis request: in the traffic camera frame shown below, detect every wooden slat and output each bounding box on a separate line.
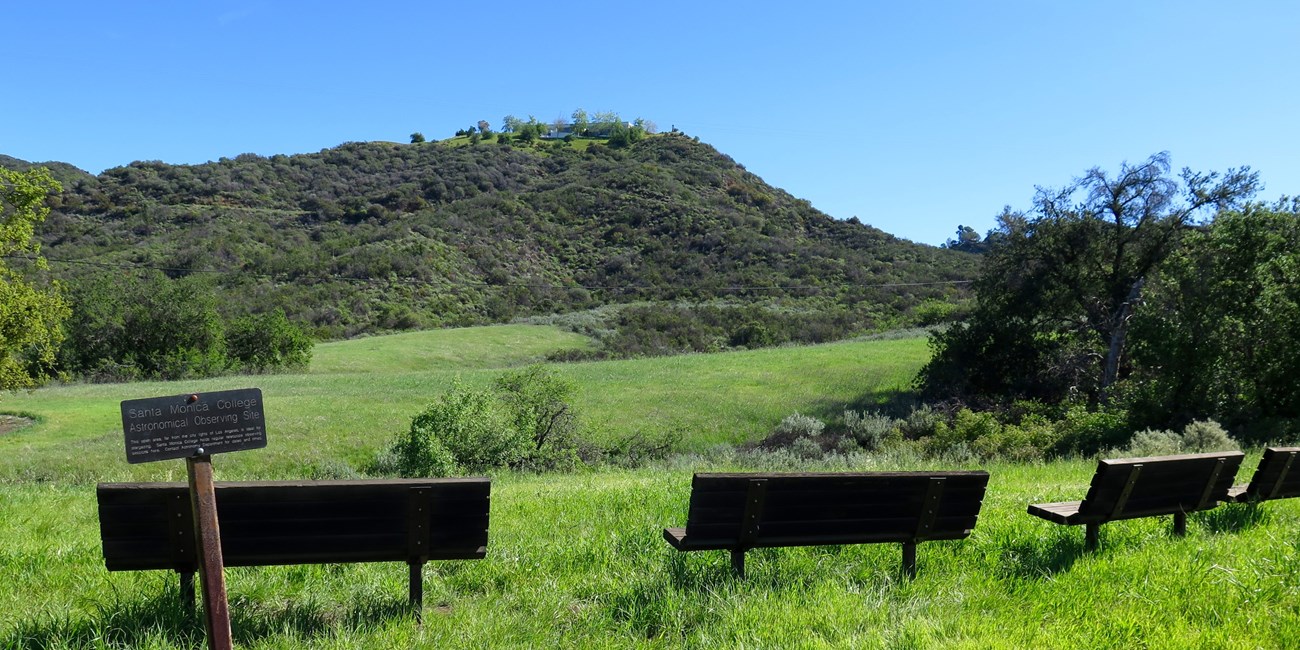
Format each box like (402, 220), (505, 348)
(668, 471), (988, 567)
(1027, 501), (1083, 525)
(98, 478), (491, 573)
(1076, 453), (1243, 520)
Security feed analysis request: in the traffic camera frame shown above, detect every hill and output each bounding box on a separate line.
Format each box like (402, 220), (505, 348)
(11, 134), (978, 340)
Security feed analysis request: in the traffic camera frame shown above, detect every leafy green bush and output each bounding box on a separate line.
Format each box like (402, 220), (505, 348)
(928, 409), (1001, 457)
(775, 413), (825, 438)
(494, 364), (580, 470)
(1121, 428), (1185, 456)
(383, 366), (586, 477)
(1050, 404), (1130, 455)
(388, 380), (527, 477)
(898, 404), (944, 439)
(226, 309), (314, 372)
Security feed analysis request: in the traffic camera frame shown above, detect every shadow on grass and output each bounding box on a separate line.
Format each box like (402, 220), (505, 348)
(1195, 502), (1270, 534)
(805, 389), (924, 424)
(997, 531), (1088, 579)
(2, 587), (413, 650)
(603, 555), (716, 641)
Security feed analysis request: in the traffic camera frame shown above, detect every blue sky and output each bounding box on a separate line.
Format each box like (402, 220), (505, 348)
(4, 1), (1297, 245)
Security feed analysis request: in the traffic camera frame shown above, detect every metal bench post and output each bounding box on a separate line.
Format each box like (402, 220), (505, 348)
(733, 479), (767, 578)
(903, 477), (946, 578)
(901, 543), (917, 578)
(1173, 511), (1187, 536)
(407, 487), (433, 621)
(1085, 522), (1099, 551)
(179, 570), (195, 610)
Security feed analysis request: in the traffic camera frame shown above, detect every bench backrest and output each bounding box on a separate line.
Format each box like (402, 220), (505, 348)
(1239, 447), (1300, 502)
(97, 478), (490, 572)
(1076, 451), (1243, 522)
(681, 471), (990, 550)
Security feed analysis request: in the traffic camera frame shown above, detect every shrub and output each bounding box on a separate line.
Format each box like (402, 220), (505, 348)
(789, 435), (824, 460)
(384, 366), (587, 476)
(928, 409), (1002, 457)
(843, 410), (897, 450)
(1051, 404), (1130, 455)
(1116, 419), (1238, 457)
(493, 364), (581, 470)
(389, 380), (527, 477)
(226, 309), (314, 373)
(1181, 419), (1238, 452)
(1121, 428), (1185, 457)
(899, 404), (943, 439)
(774, 412), (825, 438)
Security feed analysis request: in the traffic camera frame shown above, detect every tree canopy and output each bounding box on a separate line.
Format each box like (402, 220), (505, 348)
(919, 153), (1259, 413)
(0, 167), (69, 390)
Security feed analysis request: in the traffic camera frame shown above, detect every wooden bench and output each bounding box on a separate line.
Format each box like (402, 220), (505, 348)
(663, 471), (990, 578)
(1228, 447), (1300, 503)
(97, 478), (490, 611)
(1026, 451), (1243, 550)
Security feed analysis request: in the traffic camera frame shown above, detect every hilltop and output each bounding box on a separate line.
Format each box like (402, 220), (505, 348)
(13, 133), (978, 340)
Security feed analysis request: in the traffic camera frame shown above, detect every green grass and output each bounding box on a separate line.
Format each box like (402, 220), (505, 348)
(3, 459), (1299, 648)
(0, 326), (922, 483)
(3, 325), (1299, 648)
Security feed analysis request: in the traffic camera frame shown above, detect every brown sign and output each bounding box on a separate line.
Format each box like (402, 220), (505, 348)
(120, 388), (266, 464)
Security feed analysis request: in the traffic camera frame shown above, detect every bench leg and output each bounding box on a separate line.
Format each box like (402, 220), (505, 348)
(1173, 511), (1187, 536)
(409, 561), (423, 623)
(1085, 523), (1100, 551)
(179, 570), (195, 611)
(731, 549), (746, 578)
(901, 542), (917, 579)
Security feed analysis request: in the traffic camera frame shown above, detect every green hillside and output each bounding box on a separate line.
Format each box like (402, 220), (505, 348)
(0, 326), (927, 483)
(15, 134), (978, 340)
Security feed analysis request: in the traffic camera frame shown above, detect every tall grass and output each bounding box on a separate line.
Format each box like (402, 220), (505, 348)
(3, 457), (1298, 648)
(3, 325), (1298, 647)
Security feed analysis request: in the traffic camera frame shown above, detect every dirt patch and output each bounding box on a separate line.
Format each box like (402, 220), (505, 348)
(0, 415), (34, 436)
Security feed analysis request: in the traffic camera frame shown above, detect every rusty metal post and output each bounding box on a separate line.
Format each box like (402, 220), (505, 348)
(188, 452), (233, 650)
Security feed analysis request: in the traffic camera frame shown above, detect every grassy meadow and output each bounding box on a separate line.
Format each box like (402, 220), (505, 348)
(2, 325), (1299, 648)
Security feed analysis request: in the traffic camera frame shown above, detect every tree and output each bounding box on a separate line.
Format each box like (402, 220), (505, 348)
(633, 117), (658, 134)
(409, 132), (426, 143)
(0, 167), (69, 390)
(501, 115), (523, 133)
(943, 224), (986, 253)
(607, 122), (646, 148)
(1125, 200), (1300, 433)
(918, 153), (1258, 407)
(570, 108), (589, 135)
(477, 120), (492, 134)
(59, 271), (227, 380)
(226, 309), (314, 372)
(493, 364), (577, 452)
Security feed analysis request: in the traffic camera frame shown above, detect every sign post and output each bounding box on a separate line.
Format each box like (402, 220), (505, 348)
(120, 388), (267, 650)
(187, 451), (233, 650)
